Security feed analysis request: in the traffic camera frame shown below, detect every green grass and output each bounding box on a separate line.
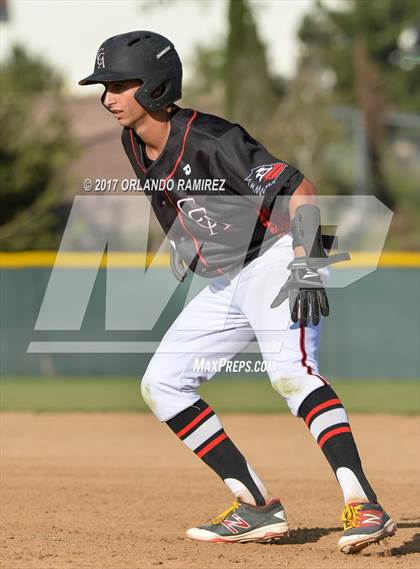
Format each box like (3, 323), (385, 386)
(0, 377), (418, 414)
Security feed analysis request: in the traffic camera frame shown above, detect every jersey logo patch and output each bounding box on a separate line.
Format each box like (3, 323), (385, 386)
(183, 164), (191, 176)
(245, 162), (287, 195)
(176, 197), (231, 237)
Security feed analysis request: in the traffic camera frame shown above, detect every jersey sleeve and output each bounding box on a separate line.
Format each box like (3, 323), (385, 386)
(211, 124), (303, 200)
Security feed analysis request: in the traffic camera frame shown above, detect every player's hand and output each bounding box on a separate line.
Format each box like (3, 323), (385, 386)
(170, 246), (187, 282)
(270, 257), (329, 327)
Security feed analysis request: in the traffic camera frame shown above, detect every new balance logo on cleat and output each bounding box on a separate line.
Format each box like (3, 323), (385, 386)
(221, 514), (251, 534)
(360, 513), (382, 525)
(185, 499), (289, 543)
(338, 502), (397, 554)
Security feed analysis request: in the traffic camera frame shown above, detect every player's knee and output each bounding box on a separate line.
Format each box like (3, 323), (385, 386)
(140, 372), (156, 411)
(140, 370), (169, 417)
(269, 374), (300, 415)
(141, 355), (204, 421)
(269, 373), (326, 416)
(140, 361), (172, 414)
(141, 365), (197, 422)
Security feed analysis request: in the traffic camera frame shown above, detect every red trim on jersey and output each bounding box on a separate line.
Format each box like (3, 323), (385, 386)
(176, 406), (213, 438)
(164, 110), (197, 182)
(304, 398), (342, 425)
(319, 426), (351, 448)
(130, 110), (221, 275)
(161, 111), (214, 271)
(299, 325), (327, 384)
(256, 206), (282, 236)
(129, 129), (146, 173)
(196, 432), (228, 458)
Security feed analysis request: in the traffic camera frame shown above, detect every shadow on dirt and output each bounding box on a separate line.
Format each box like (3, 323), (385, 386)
(265, 522), (420, 555)
(386, 532), (420, 557)
(268, 526), (341, 545)
(397, 521), (420, 528)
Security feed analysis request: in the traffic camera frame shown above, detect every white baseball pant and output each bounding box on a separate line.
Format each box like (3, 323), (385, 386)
(141, 234), (327, 421)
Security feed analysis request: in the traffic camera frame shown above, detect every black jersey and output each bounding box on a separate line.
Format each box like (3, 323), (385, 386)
(121, 107), (303, 277)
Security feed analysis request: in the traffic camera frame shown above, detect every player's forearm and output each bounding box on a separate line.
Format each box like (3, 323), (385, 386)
(288, 177), (318, 257)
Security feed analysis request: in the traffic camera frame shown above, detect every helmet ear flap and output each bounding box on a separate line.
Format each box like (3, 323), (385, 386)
(151, 83), (166, 99)
(134, 78), (178, 111)
(133, 85), (144, 109)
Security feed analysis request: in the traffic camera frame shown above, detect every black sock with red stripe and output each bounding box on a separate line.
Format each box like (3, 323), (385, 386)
(166, 399), (267, 506)
(298, 385), (377, 503)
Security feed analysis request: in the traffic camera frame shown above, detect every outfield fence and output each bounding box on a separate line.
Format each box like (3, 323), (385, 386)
(1, 251), (418, 380)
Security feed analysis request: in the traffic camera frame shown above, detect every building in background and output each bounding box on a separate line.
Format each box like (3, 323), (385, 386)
(0, 0), (8, 22)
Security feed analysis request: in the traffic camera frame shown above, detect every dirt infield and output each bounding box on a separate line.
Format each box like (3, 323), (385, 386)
(1, 413), (419, 569)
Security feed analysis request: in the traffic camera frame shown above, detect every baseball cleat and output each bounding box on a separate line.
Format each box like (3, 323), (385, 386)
(338, 502), (397, 554)
(185, 499), (289, 543)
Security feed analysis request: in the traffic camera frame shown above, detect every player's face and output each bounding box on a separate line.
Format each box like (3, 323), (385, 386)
(102, 81), (145, 127)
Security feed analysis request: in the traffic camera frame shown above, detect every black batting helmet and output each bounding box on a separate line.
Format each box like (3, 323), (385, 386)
(79, 31), (182, 111)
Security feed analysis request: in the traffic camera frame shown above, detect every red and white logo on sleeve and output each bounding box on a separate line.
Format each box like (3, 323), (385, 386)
(244, 162), (287, 195)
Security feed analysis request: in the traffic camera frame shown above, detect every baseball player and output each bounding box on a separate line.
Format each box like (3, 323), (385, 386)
(80, 31), (396, 553)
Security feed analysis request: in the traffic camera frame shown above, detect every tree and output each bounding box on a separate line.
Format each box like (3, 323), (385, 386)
(0, 46), (77, 250)
(223, 0), (278, 128)
(141, 0), (282, 132)
(266, 66), (340, 193)
(299, 0), (419, 111)
(297, 0), (420, 208)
